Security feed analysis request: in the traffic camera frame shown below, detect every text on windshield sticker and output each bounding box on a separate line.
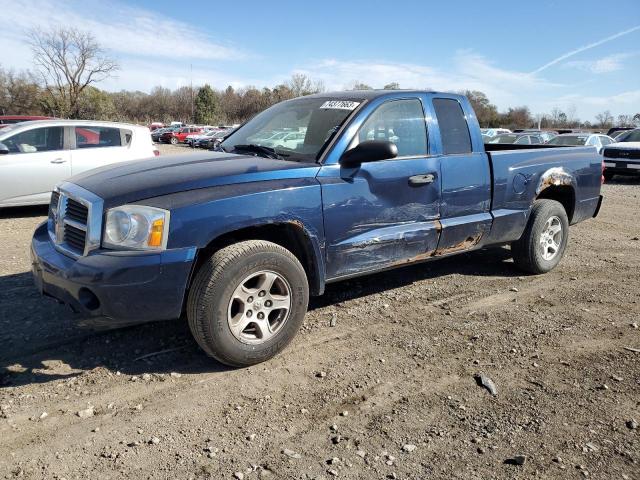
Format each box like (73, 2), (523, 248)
(320, 100), (361, 110)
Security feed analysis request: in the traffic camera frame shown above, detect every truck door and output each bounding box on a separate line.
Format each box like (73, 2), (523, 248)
(318, 96), (441, 280)
(428, 96), (492, 254)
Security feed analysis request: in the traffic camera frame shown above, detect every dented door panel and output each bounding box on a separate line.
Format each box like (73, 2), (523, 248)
(320, 156), (441, 280)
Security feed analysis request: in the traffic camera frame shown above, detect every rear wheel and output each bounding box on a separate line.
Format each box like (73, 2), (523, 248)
(511, 199), (569, 274)
(187, 240), (309, 367)
(170, 136), (178, 145)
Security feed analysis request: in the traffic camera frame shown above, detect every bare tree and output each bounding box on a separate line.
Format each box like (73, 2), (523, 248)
(288, 74), (323, 97)
(595, 110), (614, 129)
(350, 81), (373, 90)
(28, 26), (118, 118)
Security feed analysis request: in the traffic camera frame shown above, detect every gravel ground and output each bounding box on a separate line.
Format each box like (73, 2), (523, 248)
(0, 169), (639, 479)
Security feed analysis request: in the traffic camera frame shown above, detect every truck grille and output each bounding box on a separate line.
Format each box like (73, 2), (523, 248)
(604, 148), (640, 160)
(65, 198), (89, 223)
(48, 185), (103, 258)
(63, 223), (87, 252)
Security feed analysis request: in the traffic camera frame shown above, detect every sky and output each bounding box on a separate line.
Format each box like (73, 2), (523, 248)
(1, 0), (639, 122)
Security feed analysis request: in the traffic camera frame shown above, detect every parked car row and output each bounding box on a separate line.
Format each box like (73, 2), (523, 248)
(485, 129), (615, 152)
(187, 129), (231, 149)
(150, 124), (235, 146)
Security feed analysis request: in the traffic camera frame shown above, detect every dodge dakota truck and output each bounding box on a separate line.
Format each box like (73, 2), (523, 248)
(31, 90), (604, 366)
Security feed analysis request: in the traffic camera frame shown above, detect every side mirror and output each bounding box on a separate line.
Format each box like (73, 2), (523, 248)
(0, 142), (8, 155)
(340, 140), (398, 168)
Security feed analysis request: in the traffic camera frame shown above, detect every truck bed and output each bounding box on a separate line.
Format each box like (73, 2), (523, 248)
(484, 143), (570, 152)
(483, 145), (602, 245)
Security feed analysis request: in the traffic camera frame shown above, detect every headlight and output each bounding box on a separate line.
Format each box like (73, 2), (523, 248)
(103, 205), (170, 250)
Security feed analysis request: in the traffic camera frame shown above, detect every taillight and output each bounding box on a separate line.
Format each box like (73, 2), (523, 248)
(601, 159), (605, 184)
(153, 149), (160, 157)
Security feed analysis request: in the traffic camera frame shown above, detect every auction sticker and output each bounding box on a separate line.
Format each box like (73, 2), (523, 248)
(320, 100), (361, 110)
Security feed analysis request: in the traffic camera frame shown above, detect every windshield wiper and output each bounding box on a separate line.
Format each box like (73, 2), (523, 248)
(229, 144), (286, 159)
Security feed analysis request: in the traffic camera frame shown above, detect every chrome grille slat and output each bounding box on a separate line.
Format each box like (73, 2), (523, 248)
(63, 224), (87, 251)
(65, 198), (89, 223)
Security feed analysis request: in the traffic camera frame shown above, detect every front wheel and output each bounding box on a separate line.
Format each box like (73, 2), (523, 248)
(187, 240), (309, 367)
(170, 136), (178, 145)
(511, 199), (569, 274)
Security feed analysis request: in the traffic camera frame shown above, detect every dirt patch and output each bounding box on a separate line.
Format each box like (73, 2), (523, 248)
(1, 179), (639, 479)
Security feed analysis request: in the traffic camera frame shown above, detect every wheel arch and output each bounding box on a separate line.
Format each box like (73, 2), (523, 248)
(186, 221), (325, 302)
(535, 167), (576, 223)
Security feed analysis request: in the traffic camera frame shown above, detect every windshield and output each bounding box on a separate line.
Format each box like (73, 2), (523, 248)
(488, 134), (518, 143)
(617, 129), (640, 142)
(547, 135), (588, 146)
(220, 96), (362, 162)
(0, 123), (22, 137)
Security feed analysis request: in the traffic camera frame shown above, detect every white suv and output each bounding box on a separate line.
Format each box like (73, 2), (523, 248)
(0, 120), (158, 207)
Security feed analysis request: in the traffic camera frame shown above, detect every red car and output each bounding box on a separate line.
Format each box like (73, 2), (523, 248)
(0, 115), (55, 129)
(160, 126), (203, 145)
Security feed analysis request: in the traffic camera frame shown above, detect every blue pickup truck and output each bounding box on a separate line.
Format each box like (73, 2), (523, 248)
(31, 90), (603, 366)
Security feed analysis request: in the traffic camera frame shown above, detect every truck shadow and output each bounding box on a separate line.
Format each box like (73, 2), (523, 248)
(0, 205), (49, 219)
(0, 246), (518, 389)
(606, 176), (640, 186)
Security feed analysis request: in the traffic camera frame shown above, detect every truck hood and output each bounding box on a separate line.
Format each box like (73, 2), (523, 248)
(608, 141), (640, 149)
(69, 152), (320, 207)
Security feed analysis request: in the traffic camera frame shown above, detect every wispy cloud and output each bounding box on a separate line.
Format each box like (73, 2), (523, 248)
(2, 0), (245, 61)
(292, 52), (558, 110)
(532, 25), (640, 74)
(550, 89), (640, 109)
(565, 52), (638, 74)
(0, 0), (638, 122)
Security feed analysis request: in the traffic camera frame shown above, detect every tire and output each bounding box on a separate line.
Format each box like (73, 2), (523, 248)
(170, 136), (178, 145)
(603, 171), (614, 181)
(187, 240), (309, 367)
(511, 199), (569, 274)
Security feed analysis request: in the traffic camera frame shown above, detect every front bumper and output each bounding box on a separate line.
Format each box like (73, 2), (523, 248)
(604, 160), (640, 175)
(31, 221), (196, 325)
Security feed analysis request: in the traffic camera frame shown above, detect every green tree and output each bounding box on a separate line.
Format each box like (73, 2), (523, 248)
(194, 84), (219, 124)
(77, 86), (116, 120)
(464, 90), (499, 127)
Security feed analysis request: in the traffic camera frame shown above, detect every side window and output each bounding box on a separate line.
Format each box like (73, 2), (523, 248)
(515, 136), (530, 145)
(2, 127), (63, 154)
(353, 99), (427, 157)
(432, 98), (472, 155)
(586, 136), (599, 147)
(600, 136), (611, 146)
(75, 127), (122, 148)
(530, 136), (541, 144)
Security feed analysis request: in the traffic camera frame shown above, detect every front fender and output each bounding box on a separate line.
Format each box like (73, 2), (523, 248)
(143, 178), (326, 294)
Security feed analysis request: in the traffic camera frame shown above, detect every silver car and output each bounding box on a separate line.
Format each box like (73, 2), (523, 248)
(0, 120), (156, 207)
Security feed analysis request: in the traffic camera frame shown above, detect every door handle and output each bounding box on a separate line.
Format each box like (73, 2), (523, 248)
(50, 158), (67, 164)
(408, 173), (435, 186)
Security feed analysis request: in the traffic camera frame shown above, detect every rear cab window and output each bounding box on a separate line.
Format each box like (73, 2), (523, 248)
(432, 98), (472, 155)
